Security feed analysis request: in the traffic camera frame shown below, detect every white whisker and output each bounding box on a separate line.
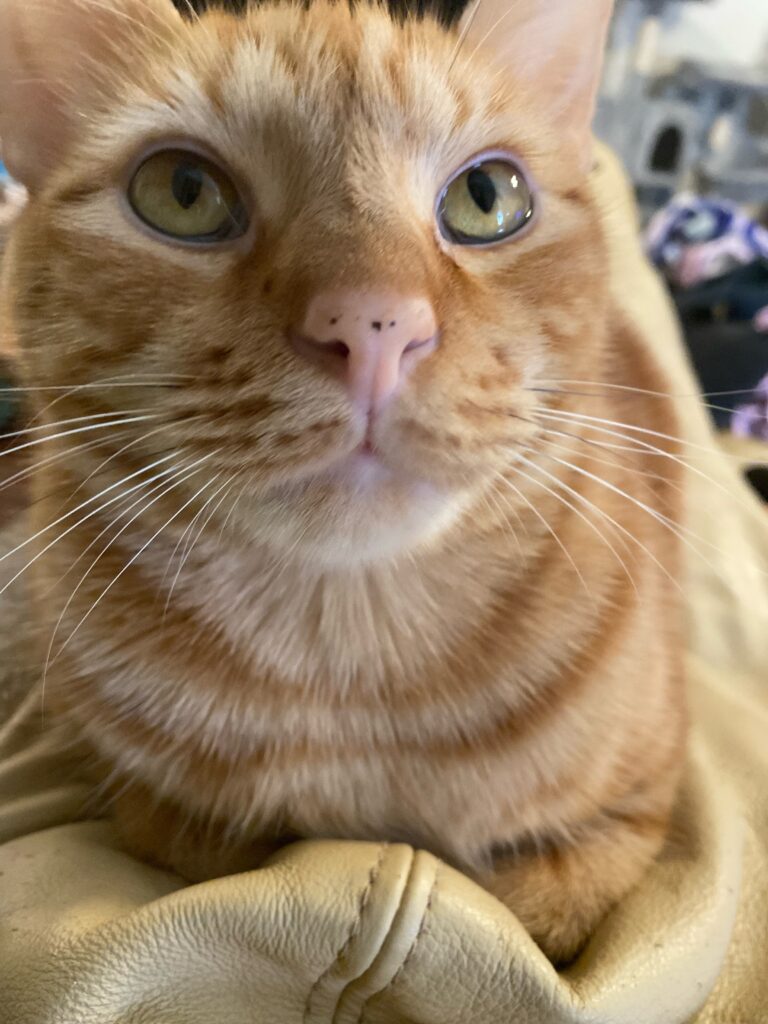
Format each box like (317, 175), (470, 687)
(531, 377), (765, 400)
(535, 428), (687, 498)
(42, 460), (202, 598)
(447, 0), (482, 72)
(465, 3), (524, 68)
(535, 407), (767, 535)
(10, 369), (186, 431)
(514, 450), (639, 593)
(482, 480), (524, 557)
(527, 381), (752, 420)
(0, 432), (132, 498)
(0, 375), (190, 394)
(42, 456), (217, 702)
(68, 419), (203, 502)
(493, 470), (592, 598)
(0, 415), (158, 461)
(51, 458), (224, 666)
(539, 449), (745, 588)
(0, 452), (179, 585)
(0, 409), (151, 443)
(536, 405), (735, 461)
(164, 476), (235, 615)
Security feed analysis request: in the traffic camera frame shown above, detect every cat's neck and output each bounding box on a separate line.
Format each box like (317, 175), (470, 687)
(147, 498), (527, 692)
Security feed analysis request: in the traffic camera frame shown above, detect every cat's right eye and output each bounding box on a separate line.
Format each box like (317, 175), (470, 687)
(437, 157), (534, 246)
(127, 150), (248, 243)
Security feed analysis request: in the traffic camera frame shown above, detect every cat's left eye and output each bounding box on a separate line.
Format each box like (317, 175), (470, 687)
(127, 150), (248, 243)
(437, 158), (534, 246)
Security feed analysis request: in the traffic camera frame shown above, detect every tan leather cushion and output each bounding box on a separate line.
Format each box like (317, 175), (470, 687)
(1, 145), (766, 1023)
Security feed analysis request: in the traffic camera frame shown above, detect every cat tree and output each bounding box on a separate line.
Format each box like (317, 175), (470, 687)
(596, 0), (768, 217)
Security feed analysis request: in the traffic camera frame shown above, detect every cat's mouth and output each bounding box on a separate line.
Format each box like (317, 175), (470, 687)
(314, 416), (397, 485)
(319, 443), (399, 490)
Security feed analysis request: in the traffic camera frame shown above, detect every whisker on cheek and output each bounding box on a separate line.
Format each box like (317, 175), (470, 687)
(0, 410), (154, 444)
(0, 376), (192, 396)
(536, 447), (758, 591)
(513, 450), (639, 593)
(162, 475), (236, 616)
(0, 415), (160, 461)
(533, 407), (768, 539)
(480, 478), (525, 557)
(6, 373), (192, 429)
(533, 428), (688, 497)
(40, 458), (210, 711)
(46, 453), (223, 674)
(534, 405), (721, 459)
(492, 469), (593, 600)
(0, 452), (182, 589)
(527, 378), (765, 421)
(41, 457), (205, 600)
(0, 432), (133, 500)
(68, 418), (206, 503)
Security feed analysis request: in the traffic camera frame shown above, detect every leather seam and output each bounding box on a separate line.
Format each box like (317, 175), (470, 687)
(303, 843), (389, 1023)
(355, 861), (441, 1024)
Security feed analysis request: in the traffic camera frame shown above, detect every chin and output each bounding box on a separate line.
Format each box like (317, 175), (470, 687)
(240, 451), (471, 568)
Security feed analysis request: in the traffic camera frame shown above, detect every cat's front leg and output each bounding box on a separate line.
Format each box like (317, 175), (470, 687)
(480, 800), (674, 965)
(111, 782), (282, 883)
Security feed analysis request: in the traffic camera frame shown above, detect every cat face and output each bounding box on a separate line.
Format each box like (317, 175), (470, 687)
(1, 0), (613, 567)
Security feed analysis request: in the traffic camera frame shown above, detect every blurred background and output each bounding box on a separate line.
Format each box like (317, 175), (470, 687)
(598, 0), (767, 218)
(1, 0), (768, 484)
(592, 0), (768, 489)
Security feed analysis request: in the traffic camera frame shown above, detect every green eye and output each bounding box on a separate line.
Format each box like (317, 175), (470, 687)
(438, 159), (534, 246)
(128, 150), (248, 243)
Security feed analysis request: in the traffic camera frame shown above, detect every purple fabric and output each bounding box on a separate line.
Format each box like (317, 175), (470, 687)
(646, 193), (768, 288)
(732, 374), (768, 442)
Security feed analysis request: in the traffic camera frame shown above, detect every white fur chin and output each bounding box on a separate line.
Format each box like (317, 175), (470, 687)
(320, 449), (400, 491)
(307, 463), (466, 568)
(237, 456), (470, 569)
(306, 492), (468, 569)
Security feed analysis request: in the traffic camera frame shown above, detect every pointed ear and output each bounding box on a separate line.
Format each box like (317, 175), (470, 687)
(459, 0), (614, 175)
(0, 0), (182, 192)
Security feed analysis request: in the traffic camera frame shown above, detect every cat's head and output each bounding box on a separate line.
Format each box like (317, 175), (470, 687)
(0, 0), (613, 567)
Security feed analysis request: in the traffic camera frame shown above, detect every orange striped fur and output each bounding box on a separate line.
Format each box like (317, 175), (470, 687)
(1, 0), (685, 961)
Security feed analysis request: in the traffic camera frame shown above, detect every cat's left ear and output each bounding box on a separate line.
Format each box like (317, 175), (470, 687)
(0, 0), (182, 192)
(458, 0), (614, 176)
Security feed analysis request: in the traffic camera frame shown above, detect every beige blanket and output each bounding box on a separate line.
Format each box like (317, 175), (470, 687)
(1, 145), (766, 1023)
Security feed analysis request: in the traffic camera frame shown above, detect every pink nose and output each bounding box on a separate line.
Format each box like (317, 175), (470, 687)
(292, 289), (438, 409)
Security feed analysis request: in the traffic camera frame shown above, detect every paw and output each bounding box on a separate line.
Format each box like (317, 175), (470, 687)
(481, 814), (668, 966)
(484, 850), (600, 965)
(110, 782), (282, 882)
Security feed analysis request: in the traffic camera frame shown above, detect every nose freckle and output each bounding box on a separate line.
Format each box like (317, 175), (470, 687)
(292, 289), (439, 409)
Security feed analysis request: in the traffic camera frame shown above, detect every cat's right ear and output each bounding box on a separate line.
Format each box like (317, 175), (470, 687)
(458, 0), (614, 176)
(0, 0), (182, 193)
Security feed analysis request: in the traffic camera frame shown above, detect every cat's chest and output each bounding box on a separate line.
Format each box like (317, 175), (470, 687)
(90, 647), (524, 865)
(91, 624), (505, 761)
(78, 581), (529, 843)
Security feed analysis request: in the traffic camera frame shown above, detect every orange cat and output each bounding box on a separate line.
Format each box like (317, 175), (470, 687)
(0, 0), (685, 962)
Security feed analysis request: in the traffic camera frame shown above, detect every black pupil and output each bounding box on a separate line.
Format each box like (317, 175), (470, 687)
(172, 164), (205, 209)
(467, 169), (497, 214)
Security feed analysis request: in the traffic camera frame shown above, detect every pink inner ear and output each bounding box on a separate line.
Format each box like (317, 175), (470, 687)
(457, 0), (614, 175)
(0, 0), (182, 192)
(0, 0), (76, 190)
(0, 81), (71, 191)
